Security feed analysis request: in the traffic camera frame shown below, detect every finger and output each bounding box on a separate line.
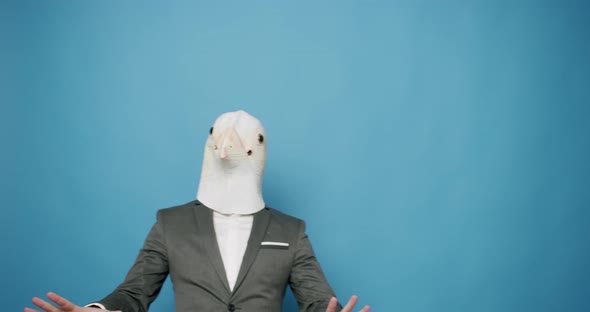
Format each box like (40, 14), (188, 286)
(341, 295), (359, 312)
(325, 297), (338, 312)
(24, 308), (39, 312)
(47, 292), (77, 312)
(31, 297), (60, 312)
(359, 305), (371, 312)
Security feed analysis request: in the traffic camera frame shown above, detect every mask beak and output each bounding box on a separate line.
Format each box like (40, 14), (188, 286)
(218, 127), (245, 159)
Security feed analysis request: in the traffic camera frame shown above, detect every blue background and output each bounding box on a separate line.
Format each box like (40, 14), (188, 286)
(2, 1), (589, 311)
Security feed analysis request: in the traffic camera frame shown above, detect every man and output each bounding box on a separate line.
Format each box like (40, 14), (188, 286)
(26, 111), (370, 312)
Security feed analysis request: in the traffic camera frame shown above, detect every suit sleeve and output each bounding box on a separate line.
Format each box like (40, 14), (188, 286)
(96, 210), (170, 312)
(289, 221), (343, 312)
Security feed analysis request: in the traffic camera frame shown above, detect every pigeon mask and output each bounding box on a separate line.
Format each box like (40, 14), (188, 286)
(196, 110), (267, 214)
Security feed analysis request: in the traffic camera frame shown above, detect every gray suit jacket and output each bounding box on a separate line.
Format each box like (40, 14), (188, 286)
(97, 200), (340, 312)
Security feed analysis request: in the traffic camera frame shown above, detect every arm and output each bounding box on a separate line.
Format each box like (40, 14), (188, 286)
(25, 212), (169, 312)
(288, 221), (341, 312)
(288, 221), (371, 312)
(95, 211), (170, 312)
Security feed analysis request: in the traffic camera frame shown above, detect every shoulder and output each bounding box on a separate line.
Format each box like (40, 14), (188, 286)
(265, 207), (302, 223)
(265, 207), (306, 233)
(156, 199), (202, 221)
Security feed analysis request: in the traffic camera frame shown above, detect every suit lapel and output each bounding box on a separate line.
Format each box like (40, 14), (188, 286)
(232, 208), (271, 293)
(193, 202), (232, 294)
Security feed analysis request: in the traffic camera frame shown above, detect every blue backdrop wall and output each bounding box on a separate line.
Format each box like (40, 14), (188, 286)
(2, 1), (589, 311)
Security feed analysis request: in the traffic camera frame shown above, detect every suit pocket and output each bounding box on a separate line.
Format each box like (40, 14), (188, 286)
(260, 241), (289, 250)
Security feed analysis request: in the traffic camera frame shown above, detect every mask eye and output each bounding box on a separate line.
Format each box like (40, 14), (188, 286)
(258, 134), (264, 144)
(209, 127), (214, 135)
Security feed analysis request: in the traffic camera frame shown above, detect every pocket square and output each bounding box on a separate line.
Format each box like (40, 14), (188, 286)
(260, 241), (289, 249)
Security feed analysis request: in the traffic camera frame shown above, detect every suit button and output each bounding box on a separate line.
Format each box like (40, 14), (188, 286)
(228, 304), (236, 312)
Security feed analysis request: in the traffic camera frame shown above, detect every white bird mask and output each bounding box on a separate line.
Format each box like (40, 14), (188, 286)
(196, 110), (267, 215)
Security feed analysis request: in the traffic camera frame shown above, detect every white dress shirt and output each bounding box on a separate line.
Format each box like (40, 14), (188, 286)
(212, 211), (253, 291)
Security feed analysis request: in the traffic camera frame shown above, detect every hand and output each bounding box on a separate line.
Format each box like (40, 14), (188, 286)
(326, 295), (370, 312)
(24, 292), (121, 312)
